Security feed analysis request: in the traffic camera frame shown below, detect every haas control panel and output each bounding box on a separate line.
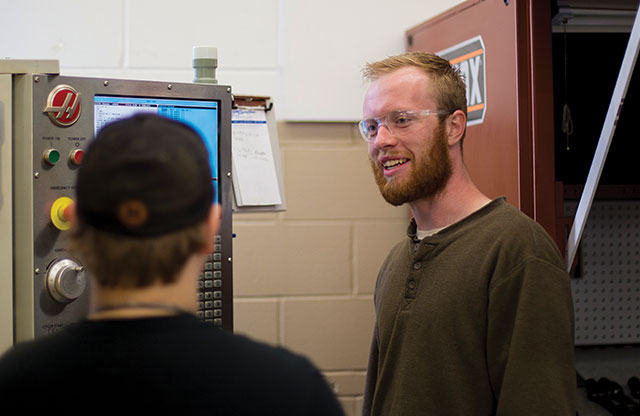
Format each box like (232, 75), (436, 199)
(9, 70), (233, 342)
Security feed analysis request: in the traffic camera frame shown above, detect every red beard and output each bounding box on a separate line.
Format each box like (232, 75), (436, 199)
(370, 123), (452, 206)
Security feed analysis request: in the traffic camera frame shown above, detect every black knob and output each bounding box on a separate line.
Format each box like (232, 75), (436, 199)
(585, 378), (600, 401)
(592, 378), (639, 416)
(607, 380), (624, 399)
(629, 377), (640, 400)
(597, 378), (614, 399)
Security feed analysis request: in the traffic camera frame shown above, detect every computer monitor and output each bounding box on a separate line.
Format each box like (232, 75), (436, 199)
(94, 95), (221, 203)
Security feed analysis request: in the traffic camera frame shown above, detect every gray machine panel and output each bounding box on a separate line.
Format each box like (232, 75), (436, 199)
(13, 74), (234, 340)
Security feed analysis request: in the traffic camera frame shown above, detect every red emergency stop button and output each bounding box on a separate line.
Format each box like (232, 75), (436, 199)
(69, 149), (84, 165)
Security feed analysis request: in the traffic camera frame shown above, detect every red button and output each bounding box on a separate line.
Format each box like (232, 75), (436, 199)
(70, 149), (84, 165)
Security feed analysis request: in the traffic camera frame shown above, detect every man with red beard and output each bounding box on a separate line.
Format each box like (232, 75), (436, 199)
(360, 52), (576, 416)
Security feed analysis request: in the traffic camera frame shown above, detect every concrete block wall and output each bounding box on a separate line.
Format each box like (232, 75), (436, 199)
(233, 122), (407, 413)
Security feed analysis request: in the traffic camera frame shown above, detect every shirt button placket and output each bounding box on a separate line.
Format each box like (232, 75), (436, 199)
(405, 261), (421, 298)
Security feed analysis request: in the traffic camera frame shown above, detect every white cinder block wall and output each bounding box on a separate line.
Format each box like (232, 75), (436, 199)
(234, 122), (407, 413)
(2, 1), (463, 413)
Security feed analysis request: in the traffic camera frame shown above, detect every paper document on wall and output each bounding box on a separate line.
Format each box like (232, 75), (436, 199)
(231, 108), (282, 206)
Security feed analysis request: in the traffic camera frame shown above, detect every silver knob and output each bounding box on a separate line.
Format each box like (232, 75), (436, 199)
(46, 258), (87, 303)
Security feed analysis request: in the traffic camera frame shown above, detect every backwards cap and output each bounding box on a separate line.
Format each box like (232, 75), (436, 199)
(76, 114), (214, 237)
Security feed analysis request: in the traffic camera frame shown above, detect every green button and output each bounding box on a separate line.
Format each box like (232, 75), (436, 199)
(44, 149), (60, 165)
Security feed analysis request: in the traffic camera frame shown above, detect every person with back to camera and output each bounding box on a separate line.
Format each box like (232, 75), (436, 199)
(0, 114), (345, 416)
(359, 52), (576, 415)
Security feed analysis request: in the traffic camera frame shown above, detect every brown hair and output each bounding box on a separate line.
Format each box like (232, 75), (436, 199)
(68, 221), (206, 289)
(363, 52), (467, 129)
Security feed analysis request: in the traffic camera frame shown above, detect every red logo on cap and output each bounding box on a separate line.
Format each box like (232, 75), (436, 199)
(44, 85), (82, 127)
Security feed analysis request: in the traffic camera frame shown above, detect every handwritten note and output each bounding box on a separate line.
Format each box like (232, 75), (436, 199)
(231, 108), (282, 206)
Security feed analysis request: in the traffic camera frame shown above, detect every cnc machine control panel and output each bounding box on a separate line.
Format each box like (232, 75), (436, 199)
(12, 75), (233, 341)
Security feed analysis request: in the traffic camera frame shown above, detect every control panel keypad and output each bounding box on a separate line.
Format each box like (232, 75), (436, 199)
(197, 234), (224, 326)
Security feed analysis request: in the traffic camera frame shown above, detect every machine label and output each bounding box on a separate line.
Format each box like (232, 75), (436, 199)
(43, 84), (82, 127)
(437, 35), (486, 126)
(42, 323), (64, 335)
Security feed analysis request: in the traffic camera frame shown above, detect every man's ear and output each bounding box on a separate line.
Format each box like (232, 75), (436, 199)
(201, 204), (221, 253)
(446, 109), (467, 147)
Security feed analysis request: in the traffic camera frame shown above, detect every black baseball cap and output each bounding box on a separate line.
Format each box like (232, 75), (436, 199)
(75, 114), (214, 237)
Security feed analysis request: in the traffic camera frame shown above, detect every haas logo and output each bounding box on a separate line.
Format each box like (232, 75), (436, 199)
(44, 85), (82, 127)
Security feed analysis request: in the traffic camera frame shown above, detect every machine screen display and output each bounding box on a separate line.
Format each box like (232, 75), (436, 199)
(93, 95), (220, 202)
